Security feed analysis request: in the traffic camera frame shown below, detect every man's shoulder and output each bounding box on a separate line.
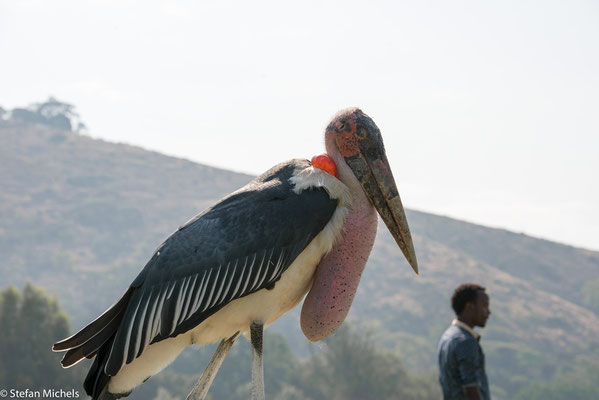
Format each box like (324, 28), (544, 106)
(441, 324), (468, 340)
(440, 325), (478, 347)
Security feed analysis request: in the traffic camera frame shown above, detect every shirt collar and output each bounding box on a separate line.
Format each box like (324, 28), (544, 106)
(452, 319), (480, 340)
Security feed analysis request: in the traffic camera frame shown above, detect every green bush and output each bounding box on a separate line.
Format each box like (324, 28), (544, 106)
(0, 283), (84, 390)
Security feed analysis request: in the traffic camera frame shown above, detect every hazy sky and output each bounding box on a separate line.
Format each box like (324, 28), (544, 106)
(1, 0), (598, 251)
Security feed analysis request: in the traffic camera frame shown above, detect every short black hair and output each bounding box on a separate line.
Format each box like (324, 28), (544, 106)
(451, 283), (486, 315)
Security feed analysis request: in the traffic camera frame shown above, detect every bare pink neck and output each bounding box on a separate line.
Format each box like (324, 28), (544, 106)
(300, 139), (378, 341)
(324, 134), (378, 256)
(323, 132), (378, 269)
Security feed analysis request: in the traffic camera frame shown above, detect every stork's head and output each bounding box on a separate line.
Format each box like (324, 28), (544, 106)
(325, 108), (418, 273)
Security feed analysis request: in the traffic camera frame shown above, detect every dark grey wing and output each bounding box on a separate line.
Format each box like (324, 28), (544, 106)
(103, 160), (337, 375)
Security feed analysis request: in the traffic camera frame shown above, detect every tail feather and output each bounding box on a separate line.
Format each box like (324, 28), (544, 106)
(61, 307), (126, 367)
(61, 347), (85, 368)
(53, 287), (135, 352)
(53, 287), (136, 400)
(84, 339), (127, 400)
(53, 287), (135, 368)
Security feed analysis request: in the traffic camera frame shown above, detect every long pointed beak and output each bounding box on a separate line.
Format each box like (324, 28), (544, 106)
(344, 147), (418, 274)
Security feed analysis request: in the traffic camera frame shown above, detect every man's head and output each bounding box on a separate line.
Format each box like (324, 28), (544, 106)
(451, 283), (491, 328)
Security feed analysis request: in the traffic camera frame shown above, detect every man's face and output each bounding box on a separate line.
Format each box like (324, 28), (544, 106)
(472, 291), (491, 327)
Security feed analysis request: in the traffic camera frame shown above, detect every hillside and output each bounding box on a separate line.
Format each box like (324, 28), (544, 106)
(2, 120), (598, 398)
(0, 120), (252, 321)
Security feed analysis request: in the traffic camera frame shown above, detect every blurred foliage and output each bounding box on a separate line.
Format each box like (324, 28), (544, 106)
(0, 283), (84, 390)
(287, 325), (440, 400)
(514, 357), (599, 400)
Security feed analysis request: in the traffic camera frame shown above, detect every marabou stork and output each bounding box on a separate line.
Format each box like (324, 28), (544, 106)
(53, 108), (418, 400)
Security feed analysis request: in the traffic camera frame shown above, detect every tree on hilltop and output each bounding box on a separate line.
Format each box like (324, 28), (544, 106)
(8, 97), (87, 133)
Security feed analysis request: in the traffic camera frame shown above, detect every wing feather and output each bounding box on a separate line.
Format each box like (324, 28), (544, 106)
(193, 269), (212, 315)
(201, 267), (220, 313)
(166, 279), (177, 298)
(230, 258), (247, 300)
(189, 270), (209, 315)
(144, 285), (163, 349)
(105, 287), (145, 374)
(218, 260), (237, 304)
(151, 283), (168, 339)
(253, 248), (272, 290)
(173, 276), (191, 327)
(239, 254), (255, 297)
(131, 287), (155, 361)
(209, 263), (229, 309)
(248, 250), (265, 292)
(160, 280), (180, 337)
(270, 248), (285, 282)
(171, 277), (190, 330)
(178, 273), (199, 325)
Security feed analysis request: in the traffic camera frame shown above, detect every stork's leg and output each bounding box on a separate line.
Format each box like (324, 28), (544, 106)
(250, 321), (265, 400)
(186, 331), (240, 400)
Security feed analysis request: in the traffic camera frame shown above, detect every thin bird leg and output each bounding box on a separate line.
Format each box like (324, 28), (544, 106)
(250, 321), (265, 400)
(186, 331), (240, 400)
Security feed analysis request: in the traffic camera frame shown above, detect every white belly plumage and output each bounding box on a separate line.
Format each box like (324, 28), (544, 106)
(109, 168), (350, 394)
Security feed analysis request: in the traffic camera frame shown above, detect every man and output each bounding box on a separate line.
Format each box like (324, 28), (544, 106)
(437, 283), (492, 400)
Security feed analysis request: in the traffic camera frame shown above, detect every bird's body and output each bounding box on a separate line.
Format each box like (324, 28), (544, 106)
(54, 109), (417, 400)
(105, 160), (354, 396)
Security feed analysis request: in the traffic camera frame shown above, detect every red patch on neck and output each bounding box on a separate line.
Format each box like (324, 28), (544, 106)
(311, 154), (338, 178)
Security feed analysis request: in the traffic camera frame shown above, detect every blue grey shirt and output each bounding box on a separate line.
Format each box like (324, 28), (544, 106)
(437, 321), (490, 400)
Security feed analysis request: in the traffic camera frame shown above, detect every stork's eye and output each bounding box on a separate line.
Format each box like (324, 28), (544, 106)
(336, 121), (346, 130)
(357, 127), (367, 139)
